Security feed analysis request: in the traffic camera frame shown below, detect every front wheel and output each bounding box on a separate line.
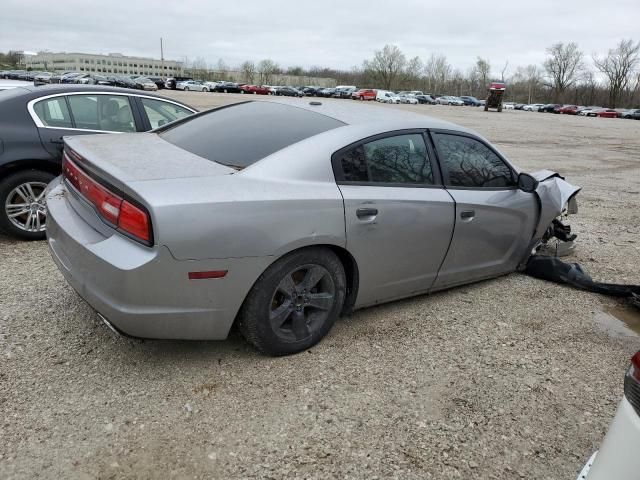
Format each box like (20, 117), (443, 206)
(238, 247), (346, 356)
(0, 170), (56, 240)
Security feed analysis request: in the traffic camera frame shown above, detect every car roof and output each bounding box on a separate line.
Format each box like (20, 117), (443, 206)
(0, 84), (196, 110)
(253, 97), (474, 133)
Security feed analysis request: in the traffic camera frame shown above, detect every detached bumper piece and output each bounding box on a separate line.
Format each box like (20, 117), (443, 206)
(525, 256), (640, 308)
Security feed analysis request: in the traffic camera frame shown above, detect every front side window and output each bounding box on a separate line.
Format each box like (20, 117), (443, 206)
(67, 95), (135, 132)
(141, 98), (193, 129)
(338, 133), (434, 185)
(433, 133), (515, 188)
(33, 97), (73, 128)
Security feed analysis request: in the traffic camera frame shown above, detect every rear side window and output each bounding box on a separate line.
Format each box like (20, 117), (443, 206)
(141, 98), (193, 129)
(67, 94), (135, 132)
(33, 97), (73, 128)
(433, 133), (515, 188)
(159, 101), (345, 168)
(337, 133), (434, 185)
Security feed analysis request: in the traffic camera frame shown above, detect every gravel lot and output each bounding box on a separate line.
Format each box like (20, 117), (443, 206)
(1, 92), (639, 479)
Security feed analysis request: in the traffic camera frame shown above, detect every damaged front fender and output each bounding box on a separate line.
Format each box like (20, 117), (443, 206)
(530, 170), (581, 241)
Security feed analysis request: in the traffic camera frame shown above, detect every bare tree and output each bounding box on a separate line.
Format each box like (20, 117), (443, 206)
(593, 39), (640, 108)
(475, 57), (491, 89)
(402, 56), (423, 89)
(363, 44), (407, 90)
(424, 53), (451, 93)
(216, 59), (229, 79)
(544, 42), (584, 102)
(500, 60), (509, 82)
(521, 65), (542, 104)
(240, 60), (256, 84)
(258, 59), (279, 85)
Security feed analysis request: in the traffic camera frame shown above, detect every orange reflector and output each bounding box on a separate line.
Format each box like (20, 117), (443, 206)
(188, 270), (228, 280)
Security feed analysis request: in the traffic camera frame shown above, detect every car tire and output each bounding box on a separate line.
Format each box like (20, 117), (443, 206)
(0, 169), (56, 241)
(238, 247), (346, 356)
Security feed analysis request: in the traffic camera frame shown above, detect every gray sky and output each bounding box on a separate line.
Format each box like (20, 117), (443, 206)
(2, 0), (638, 75)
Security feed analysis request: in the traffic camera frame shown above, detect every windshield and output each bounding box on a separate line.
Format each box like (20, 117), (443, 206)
(159, 101), (345, 169)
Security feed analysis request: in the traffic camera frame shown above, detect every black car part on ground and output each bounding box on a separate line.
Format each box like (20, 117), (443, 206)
(525, 255), (640, 308)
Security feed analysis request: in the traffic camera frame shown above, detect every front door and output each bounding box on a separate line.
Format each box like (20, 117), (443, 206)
(429, 131), (538, 289)
(333, 131), (455, 307)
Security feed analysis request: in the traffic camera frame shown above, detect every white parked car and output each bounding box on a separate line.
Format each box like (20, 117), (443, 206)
(523, 103), (544, 111)
(503, 102), (515, 110)
(376, 90), (400, 104)
(397, 94), (418, 105)
(178, 80), (206, 92)
(436, 96), (464, 106)
(577, 351), (640, 479)
(578, 106), (602, 116)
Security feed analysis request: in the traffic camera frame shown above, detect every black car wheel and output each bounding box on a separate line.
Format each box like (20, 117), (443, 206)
(0, 170), (56, 240)
(238, 247), (346, 356)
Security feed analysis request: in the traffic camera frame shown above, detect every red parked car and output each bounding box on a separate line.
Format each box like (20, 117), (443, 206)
(240, 84), (270, 95)
(351, 89), (377, 101)
(588, 108), (620, 118)
(558, 105), (580, 115)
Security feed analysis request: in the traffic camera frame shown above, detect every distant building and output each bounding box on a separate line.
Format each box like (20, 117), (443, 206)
(23, 52), (182, 77)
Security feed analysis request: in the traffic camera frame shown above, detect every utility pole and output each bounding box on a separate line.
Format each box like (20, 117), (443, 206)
(160, 37), (164, 79)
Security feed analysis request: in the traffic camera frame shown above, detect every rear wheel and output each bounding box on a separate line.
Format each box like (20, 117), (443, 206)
(238, 247), (346, 356)
(0, 170), (55, 240)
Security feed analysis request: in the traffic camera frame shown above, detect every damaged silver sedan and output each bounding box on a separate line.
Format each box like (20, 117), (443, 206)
(45, 99), (580, 355)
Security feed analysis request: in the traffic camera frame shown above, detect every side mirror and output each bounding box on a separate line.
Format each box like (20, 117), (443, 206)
(518, 172), (539, 193)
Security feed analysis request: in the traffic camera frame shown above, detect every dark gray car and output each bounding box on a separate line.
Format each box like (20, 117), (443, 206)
(0, 84), (196, 240)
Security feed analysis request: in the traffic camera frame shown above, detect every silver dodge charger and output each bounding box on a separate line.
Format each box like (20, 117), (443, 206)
(46, 99), (580, 355)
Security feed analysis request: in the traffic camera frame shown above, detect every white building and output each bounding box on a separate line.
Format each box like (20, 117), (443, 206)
(24, 52), (183, 77)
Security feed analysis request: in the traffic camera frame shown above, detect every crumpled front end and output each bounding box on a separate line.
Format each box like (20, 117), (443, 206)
(526, 170), (581, 260)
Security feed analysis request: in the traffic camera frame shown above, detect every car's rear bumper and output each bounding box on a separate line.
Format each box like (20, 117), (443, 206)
(576, 397), (640, 479)
(46, 178), (272, 340)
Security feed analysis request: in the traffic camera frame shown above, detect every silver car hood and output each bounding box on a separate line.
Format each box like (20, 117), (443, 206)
(64, 133), (234, 191)
(531, 170), (581, 240)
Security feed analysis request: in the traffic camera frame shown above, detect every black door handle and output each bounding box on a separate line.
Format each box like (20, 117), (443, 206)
(460, 210), (475, 220)
(356, 207), (378, 218)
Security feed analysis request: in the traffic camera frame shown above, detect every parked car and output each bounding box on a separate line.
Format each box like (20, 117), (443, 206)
(577, 106), (601, 116)
(397, 94), (418, 104)
(414, 94), (436, 104)
(514, 104), (526, 110)
(375, 90), (400, 103)
(109, 76), (141, 90)
(0, 84), (196, 240)
(622, 109), (640, 119)
(351, 89), (377, 101)
(60, 73), (83, 84)
(164, 76), (194, 90)
(33, 72), (53, 85)
(335, 87), (357, 99)
(83, 74), (115, 86)
(240, 84), (271, 95)
(558, 105), (581, 115)
(212, 81), (242, 93)
(523, 103), (544, 111)
(459, 96), (482, 106)
(502, 102), (516, 110)
(146, 77), (165, 90)
(274, 86), (303, 97)
(134, 77), (159, 91)
(45, 99), (579, 356)
(587, 108), (620, 118)
(302, 86), (323, 96)
(436, 96), (463, 106)
(317, 88), (337, 98)
(577, 351), (640, 479)
(539, 104), (562, 113)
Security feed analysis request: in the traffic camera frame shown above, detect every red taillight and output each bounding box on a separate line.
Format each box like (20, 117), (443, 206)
(62, 150), (152, 245)
(630, 352), (640, 383)
(118, 200), (150, 243)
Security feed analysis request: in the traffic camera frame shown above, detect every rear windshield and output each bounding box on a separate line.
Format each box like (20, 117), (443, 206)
(159, 101), (345, 168)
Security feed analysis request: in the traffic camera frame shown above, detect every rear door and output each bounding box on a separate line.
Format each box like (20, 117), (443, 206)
(429, 130), (538, 289)
(334, 130), (455, 307)
(31, 93), (145, 159)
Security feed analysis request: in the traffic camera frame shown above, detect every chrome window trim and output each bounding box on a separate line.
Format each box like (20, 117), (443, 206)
(27, 91), (196, 132)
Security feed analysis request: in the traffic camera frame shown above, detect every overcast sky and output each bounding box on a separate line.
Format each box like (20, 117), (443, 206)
(2, 0), (639, 74)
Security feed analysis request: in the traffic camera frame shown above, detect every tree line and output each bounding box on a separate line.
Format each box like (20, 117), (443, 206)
(186, 39), (640, 108)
